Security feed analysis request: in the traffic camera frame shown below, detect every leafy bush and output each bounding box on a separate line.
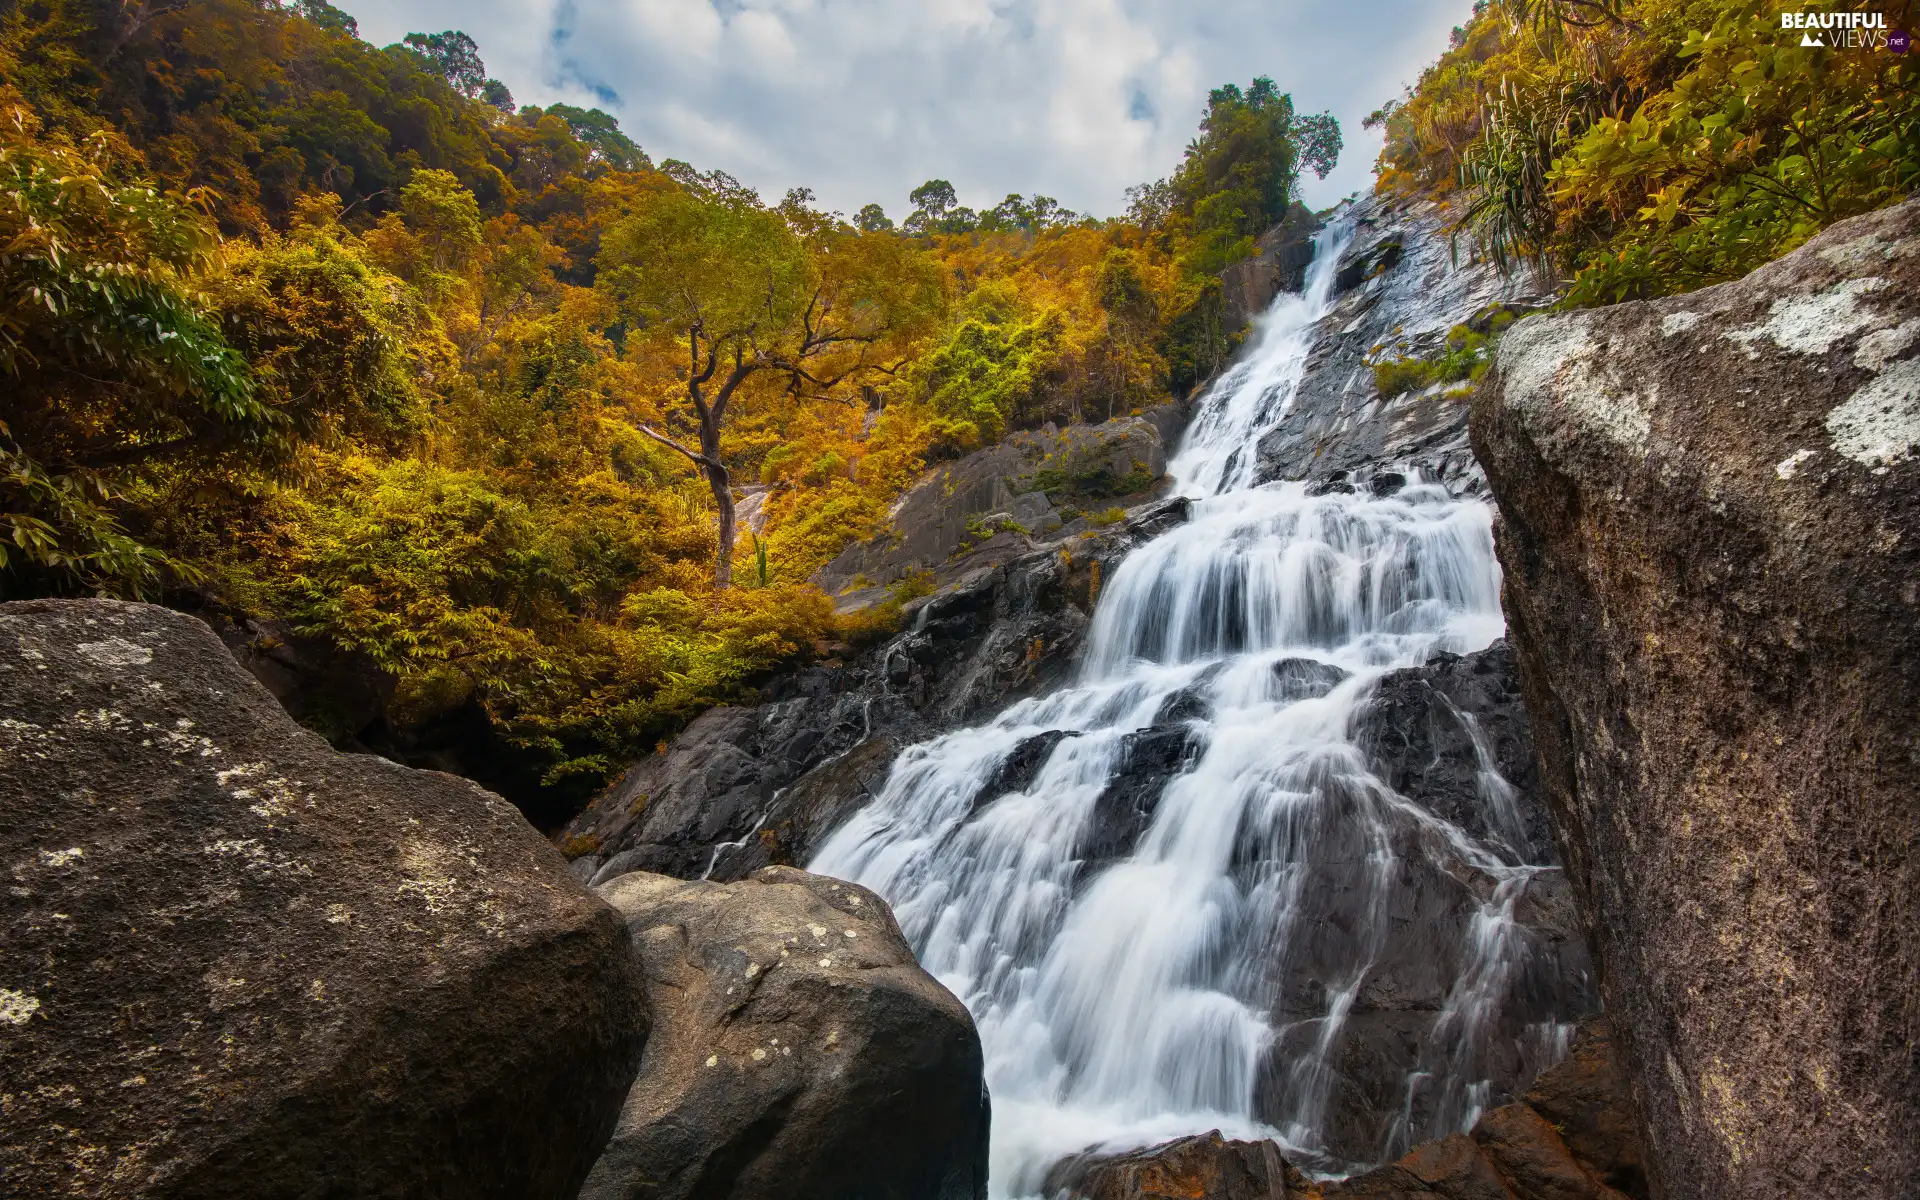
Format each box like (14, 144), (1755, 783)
(1369, 318), (1510, 398)
(1377, 0), (1919, 302)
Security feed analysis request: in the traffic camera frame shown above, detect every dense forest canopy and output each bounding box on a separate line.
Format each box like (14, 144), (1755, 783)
(0, 0), (1338, 822)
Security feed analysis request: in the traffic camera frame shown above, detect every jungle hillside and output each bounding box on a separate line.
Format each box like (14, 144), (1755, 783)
(1, 0), (1912, 826)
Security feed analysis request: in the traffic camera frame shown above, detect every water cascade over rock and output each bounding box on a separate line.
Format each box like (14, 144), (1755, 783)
(811, 208), (1596, 1194)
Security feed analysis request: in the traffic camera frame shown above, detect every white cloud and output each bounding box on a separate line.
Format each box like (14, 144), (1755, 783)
(342, 0), (1474, 219)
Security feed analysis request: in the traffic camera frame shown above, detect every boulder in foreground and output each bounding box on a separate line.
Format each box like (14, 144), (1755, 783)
(0, 599), (647, 1198)
(1472, 197), (1920, 1198)
(581, 865), (989, 1200)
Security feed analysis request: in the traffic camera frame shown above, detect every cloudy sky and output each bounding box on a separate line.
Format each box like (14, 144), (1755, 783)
(343, 0), (1473, 221)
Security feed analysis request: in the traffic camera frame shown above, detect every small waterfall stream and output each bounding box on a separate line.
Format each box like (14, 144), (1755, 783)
(812, 221), (1574, 1196)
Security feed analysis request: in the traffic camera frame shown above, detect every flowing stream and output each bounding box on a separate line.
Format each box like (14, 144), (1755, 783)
(812, 221), (1568, 1195)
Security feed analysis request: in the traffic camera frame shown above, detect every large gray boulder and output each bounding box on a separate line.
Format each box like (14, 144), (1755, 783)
(1471, 198), (1920, 1198)
(0, 599), (647, 1198)
(582, 866), (989, 1200)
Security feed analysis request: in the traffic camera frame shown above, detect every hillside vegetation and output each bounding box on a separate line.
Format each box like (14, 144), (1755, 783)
(0, 0), (1336, 819)
(1375, 0), (1917, 302)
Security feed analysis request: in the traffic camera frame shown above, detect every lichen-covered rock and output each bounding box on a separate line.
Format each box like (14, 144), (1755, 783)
(1471, 197), (1920, 1198)
(580, 867), (988, 1200)
(0, 599), (647, 1199)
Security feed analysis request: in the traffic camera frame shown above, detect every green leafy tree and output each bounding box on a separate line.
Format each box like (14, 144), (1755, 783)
(292, 0), (358, 38)
(401, 30), (486, 99)
(855, 202), (893, 232)
(905, 178), (979, 234)
(480, 79), (514, 114)
(0, 109), (256, 592)
(1170, 77), (1339, 273)
(908, 281), (1065, 440)
(597, 186), (943, 586)
(909, 179), (956, 219)
(544, 104), (647, 171)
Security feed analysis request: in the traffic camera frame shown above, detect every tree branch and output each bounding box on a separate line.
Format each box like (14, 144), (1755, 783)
(637, 424), (721, 471)
(709, 350), (758, 425)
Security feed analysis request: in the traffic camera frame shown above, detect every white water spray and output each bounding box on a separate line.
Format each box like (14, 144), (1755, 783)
(813, 220), (1574, 1194)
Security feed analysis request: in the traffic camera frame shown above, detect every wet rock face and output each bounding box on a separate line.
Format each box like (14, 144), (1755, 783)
(1353, 641), (1550, 861)
(1318, 1018), (1646, 1200)
(561, 497), (1190, 887)
(1253, 194), (1550, 495)
(1471, 197), (1920, 1198)
(0, 599), (647, 1199)
(582, 867), (988, 1200)
(1055, 1019), (1642, 1200)
(1221, 202), (1321, 331)
(1078, 725), (1199, 865)
(1242, 641), (1595, 1167)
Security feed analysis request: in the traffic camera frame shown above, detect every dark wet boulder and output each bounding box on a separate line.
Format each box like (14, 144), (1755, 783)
(1274, 656), (1350, 702)
(581, 866), (989, 1200)
(1319, 1018), (1645, 1200)
(1473, 196), (1920, 1198)
(980, 729), (1082, 804)
(1352, 641), (1548, 861)
(0, 599), (647, 1199)
(1080, 725), (1201, 866)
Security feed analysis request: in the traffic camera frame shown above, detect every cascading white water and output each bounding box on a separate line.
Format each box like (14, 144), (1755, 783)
(812, 220), (1571, 1195)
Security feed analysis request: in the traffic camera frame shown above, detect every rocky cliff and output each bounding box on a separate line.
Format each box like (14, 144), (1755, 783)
(815, 406), (1188, 609)
(561, 494), (1192, 884)
(1472, 198), (1920, 1198)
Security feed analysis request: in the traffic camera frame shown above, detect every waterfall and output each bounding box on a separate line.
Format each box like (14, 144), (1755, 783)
(811, 220), (1573, 1196)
